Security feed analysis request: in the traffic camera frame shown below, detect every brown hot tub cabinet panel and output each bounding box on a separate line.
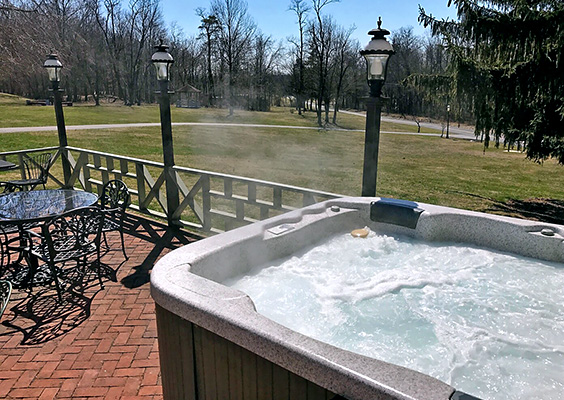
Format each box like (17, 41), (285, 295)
(156, 304), (336, 400)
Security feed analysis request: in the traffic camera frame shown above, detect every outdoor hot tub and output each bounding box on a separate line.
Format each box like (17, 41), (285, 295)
(151, 197), (564, 400)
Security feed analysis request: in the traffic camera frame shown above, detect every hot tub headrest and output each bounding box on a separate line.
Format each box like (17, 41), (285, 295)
(370, 198), (424, 229)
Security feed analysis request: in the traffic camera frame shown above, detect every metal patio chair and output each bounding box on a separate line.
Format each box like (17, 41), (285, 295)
(0, 220), (41, 267)
(29, 206), (105, 302)
(99, 180), (130, 259)
(0, 190), (40, 266)
(0, 222), (15, 267)
(0, 152), (53, 192)
(0, 226), (12, 318)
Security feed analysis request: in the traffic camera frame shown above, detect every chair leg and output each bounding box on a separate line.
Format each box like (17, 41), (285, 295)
(96, 250), (104, 290)
(22, 251), (40, 293)
(103, 231), (110, 250)
(7, 232), (28, 265)
(119, 230), (128, 260)
(49, 262), (63, 302)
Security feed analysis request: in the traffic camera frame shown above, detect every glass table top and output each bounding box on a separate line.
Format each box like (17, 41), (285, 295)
(0, 160), (17, 171)
(0, 189), (99, 223)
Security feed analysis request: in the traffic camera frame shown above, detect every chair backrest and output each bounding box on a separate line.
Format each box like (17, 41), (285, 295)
(0, 224), (11, 317)
(41, 206), (105, 260)
(22, 152), (53, 183)
(0, 225), (7, 276)
(100, 180), (130, 211)
(0, 280), (11, 317)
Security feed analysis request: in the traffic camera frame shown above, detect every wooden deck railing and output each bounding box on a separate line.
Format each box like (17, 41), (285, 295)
(0, 146), (341, 234)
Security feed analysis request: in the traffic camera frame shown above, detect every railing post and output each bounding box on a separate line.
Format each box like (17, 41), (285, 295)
(201, 175), (211, 232)
(136, 162), (147, 212)
(18, 153), (25, 179)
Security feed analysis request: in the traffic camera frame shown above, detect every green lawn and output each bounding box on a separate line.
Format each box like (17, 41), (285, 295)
(0, 93), (438, 133)
(1, 118), (563, 217)
(2, 93), (562, 220)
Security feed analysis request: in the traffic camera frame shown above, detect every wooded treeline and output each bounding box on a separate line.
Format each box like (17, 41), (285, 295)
(0, 0), (453, 124)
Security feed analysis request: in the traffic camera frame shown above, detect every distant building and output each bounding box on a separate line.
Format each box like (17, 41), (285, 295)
(176, 84), (202, 108)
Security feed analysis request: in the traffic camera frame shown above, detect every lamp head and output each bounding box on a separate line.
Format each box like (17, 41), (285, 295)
(151, 39), (174, 81)
(360, 17), (395, 96)
(43, 52), (63, 82)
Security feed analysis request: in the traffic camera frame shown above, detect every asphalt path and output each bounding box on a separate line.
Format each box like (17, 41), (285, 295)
(0, 113), (477, 140)
(339, 109), (477, 140)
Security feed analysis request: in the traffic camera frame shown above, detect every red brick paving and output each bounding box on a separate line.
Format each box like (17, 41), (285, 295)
(0, 214), (199, 399)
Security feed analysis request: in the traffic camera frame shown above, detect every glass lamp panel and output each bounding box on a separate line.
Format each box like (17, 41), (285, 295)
(365, 54), (389, 81)
(154, 62), (169, 81)
(46, 67), (60, 82)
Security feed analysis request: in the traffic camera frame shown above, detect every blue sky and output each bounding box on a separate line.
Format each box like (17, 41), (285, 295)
(160, 0), (458, 46)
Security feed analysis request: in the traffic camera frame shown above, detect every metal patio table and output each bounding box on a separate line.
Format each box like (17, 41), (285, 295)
(0, 189), (99, 286)
(0, 160), (17, 172)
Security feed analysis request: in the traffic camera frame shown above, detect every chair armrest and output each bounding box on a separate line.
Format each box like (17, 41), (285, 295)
(25, 228), (44, 244)
(0, 182), (18, 193)
(25, 229), (43, 239)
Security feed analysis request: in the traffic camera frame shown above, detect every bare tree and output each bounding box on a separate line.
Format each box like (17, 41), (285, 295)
(170, 24), (204, 92)
(211, 0), (256, 115)
(248, 32), (283, 111)
(386, 26), (425, 117)
(308, 0), (339, 126)
(331, 25), (357, 124)
(123, 0), (162, 105)
(197, 8), (220, 106)
(288, 0), (309, 115)
(88, 0), (126, 101)
(0, 0), (82, 97)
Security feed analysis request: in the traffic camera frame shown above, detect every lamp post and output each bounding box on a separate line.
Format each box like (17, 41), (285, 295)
(446, 104), (451, 139)
(43, 52), (72, 187)
(360, 17), (395, 197)
(151, 40), (180, 227)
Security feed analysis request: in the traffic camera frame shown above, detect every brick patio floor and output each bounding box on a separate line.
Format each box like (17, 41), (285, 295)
(0, 214), (201, 399)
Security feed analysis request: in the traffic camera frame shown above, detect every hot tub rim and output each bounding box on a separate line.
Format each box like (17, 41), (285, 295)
(151, 196), (564, 400)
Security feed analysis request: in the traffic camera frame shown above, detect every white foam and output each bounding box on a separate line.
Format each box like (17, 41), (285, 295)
(224, 233), (564, 400)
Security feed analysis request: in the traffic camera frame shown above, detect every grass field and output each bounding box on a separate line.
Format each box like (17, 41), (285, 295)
(0, 93), (438, 133)
(1, 93), (563, 220)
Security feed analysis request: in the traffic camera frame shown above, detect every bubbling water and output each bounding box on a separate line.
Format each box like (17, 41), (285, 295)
(223, 231), (564, 400)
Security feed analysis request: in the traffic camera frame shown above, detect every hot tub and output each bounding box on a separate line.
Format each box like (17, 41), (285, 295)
(151, 197), (564, 400)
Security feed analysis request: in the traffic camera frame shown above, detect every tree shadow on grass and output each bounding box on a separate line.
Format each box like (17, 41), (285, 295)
(455, 192), (564, 225)
(486, 198), (564, 225)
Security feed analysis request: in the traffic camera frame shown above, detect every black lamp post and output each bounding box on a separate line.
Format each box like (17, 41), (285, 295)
(359, 17), (395, 197)
(43, 52), (72, 187)
(151, 40), (180, 227)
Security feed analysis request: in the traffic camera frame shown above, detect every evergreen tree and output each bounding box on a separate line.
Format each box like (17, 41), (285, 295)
(420, 1), (564, 162)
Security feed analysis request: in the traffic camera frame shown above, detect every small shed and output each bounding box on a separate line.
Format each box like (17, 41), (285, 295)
(176, 84), (202, 108)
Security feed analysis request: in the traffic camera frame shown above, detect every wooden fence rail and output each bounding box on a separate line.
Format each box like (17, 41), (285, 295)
(0, 146), (341, 234)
